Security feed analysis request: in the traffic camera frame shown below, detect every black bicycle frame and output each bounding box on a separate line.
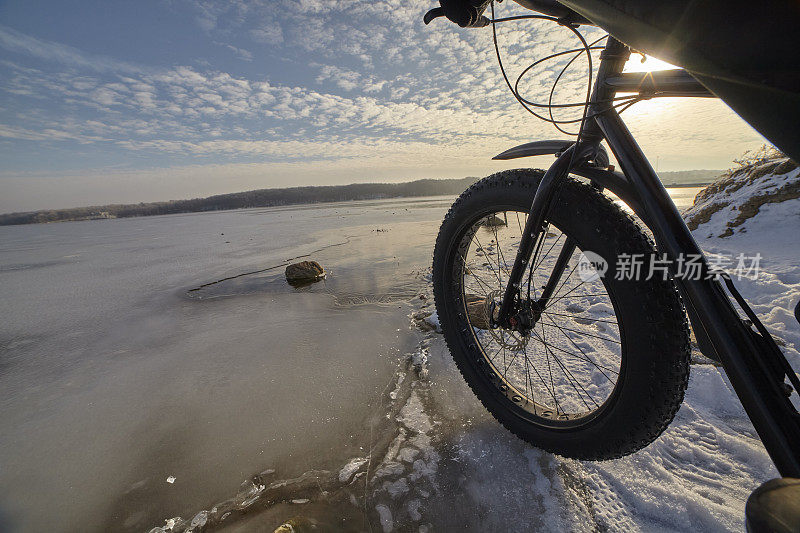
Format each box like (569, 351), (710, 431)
(497, 36), (800, 476)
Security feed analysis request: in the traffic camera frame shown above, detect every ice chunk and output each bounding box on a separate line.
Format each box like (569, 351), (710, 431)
(375, 503), (394, 532)
(338, 457), (368, 483)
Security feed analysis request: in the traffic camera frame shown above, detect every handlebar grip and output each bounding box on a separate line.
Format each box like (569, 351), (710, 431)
(435, 0), (492, 28)
(424, 7), (490, 28)
(424, 7), (445, 24)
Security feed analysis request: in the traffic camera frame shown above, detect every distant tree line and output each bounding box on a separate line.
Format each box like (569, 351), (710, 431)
(0, 177), (482, 226)
(0, 169), (721, 226)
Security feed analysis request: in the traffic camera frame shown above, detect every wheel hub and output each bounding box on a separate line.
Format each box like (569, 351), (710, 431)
(488, 293), (543, 336)
(507, 298), (543, 335)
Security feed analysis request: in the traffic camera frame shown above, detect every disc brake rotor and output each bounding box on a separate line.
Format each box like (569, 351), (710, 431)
(466, 289), (530, 350)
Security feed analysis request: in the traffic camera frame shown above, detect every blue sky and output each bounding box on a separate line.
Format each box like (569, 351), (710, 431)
(0, 0), (764, 211)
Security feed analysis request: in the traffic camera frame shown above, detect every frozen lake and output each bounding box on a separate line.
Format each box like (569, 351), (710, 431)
(2, 186), (751, 533)
(0, 195), (455, 531)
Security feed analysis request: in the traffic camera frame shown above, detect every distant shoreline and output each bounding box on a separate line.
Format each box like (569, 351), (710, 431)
(0, 177), (481, 226)
(0, 175), (716, 226)
(662, 182), (710, 188)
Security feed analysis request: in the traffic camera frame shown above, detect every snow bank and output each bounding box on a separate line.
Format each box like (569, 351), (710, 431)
(684, 152), (799, 239)
(570, 153), (799, 530)
(685, 151), (800, 361)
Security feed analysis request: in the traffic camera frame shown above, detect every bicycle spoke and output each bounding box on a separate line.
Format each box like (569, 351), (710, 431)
(474, 233), (503, 289)
(461, 210), (623, 420)
(543, 310), (619, 324)
(548, 261), (578, 302)
(500, 331), (507, 372)
(503, 342), (522, 377)
(466, 266), (495, 295)
(543, 341), (598, 410)
(542, 293), (610, 300)
(525, 233), (545, 300)
(533, 230), (564, 272)
(523, 346), (557, 412)
(526, 223), (550, 299)
(543, 275), (593, 309)
(523, 343), (535, 410)
(539, 320), (562, 414)
(491, 216), (511, 279)
(541, 314), (621, 344)
(489, 342), (503, 364)
(530, 327), (618, 380)
(458, 250), (495, 295)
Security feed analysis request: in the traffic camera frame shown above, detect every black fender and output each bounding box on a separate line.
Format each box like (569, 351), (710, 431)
(493, 140), (643, 216)
(494, 140), (607, 164)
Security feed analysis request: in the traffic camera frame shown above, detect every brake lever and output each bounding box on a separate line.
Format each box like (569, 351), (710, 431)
(424, 7), (445, 25)
(469, 16), (491, 28)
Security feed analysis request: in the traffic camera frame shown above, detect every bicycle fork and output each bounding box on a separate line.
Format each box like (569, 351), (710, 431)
(495, 144), (589, 327)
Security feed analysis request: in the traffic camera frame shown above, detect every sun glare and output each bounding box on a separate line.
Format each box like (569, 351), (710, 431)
(623, 55), (678, 73)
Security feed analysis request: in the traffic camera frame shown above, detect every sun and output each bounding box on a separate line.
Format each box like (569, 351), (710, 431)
(623, 54), (678, 73)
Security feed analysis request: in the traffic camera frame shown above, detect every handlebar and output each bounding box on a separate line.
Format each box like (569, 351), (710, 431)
(424, 0), (592, 28)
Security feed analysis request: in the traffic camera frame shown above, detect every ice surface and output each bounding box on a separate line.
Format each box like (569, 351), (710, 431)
(0, 197), (451, 531)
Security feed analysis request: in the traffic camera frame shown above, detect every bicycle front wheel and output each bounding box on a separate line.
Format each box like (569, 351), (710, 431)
(432, 169), (691, 460)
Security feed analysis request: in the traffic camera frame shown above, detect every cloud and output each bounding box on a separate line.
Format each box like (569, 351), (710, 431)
(249, 26), (283, 45)
(0, 51), (760, 165)
(0, 0), (765, 213)
(212, 41), (254, 62)
(315, 64), (385, 93)
(0, 24), (144, 74)
(0, 124), (105, 143)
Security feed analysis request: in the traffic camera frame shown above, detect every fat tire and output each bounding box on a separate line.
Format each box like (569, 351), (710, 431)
(432, 169), (691, 460)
